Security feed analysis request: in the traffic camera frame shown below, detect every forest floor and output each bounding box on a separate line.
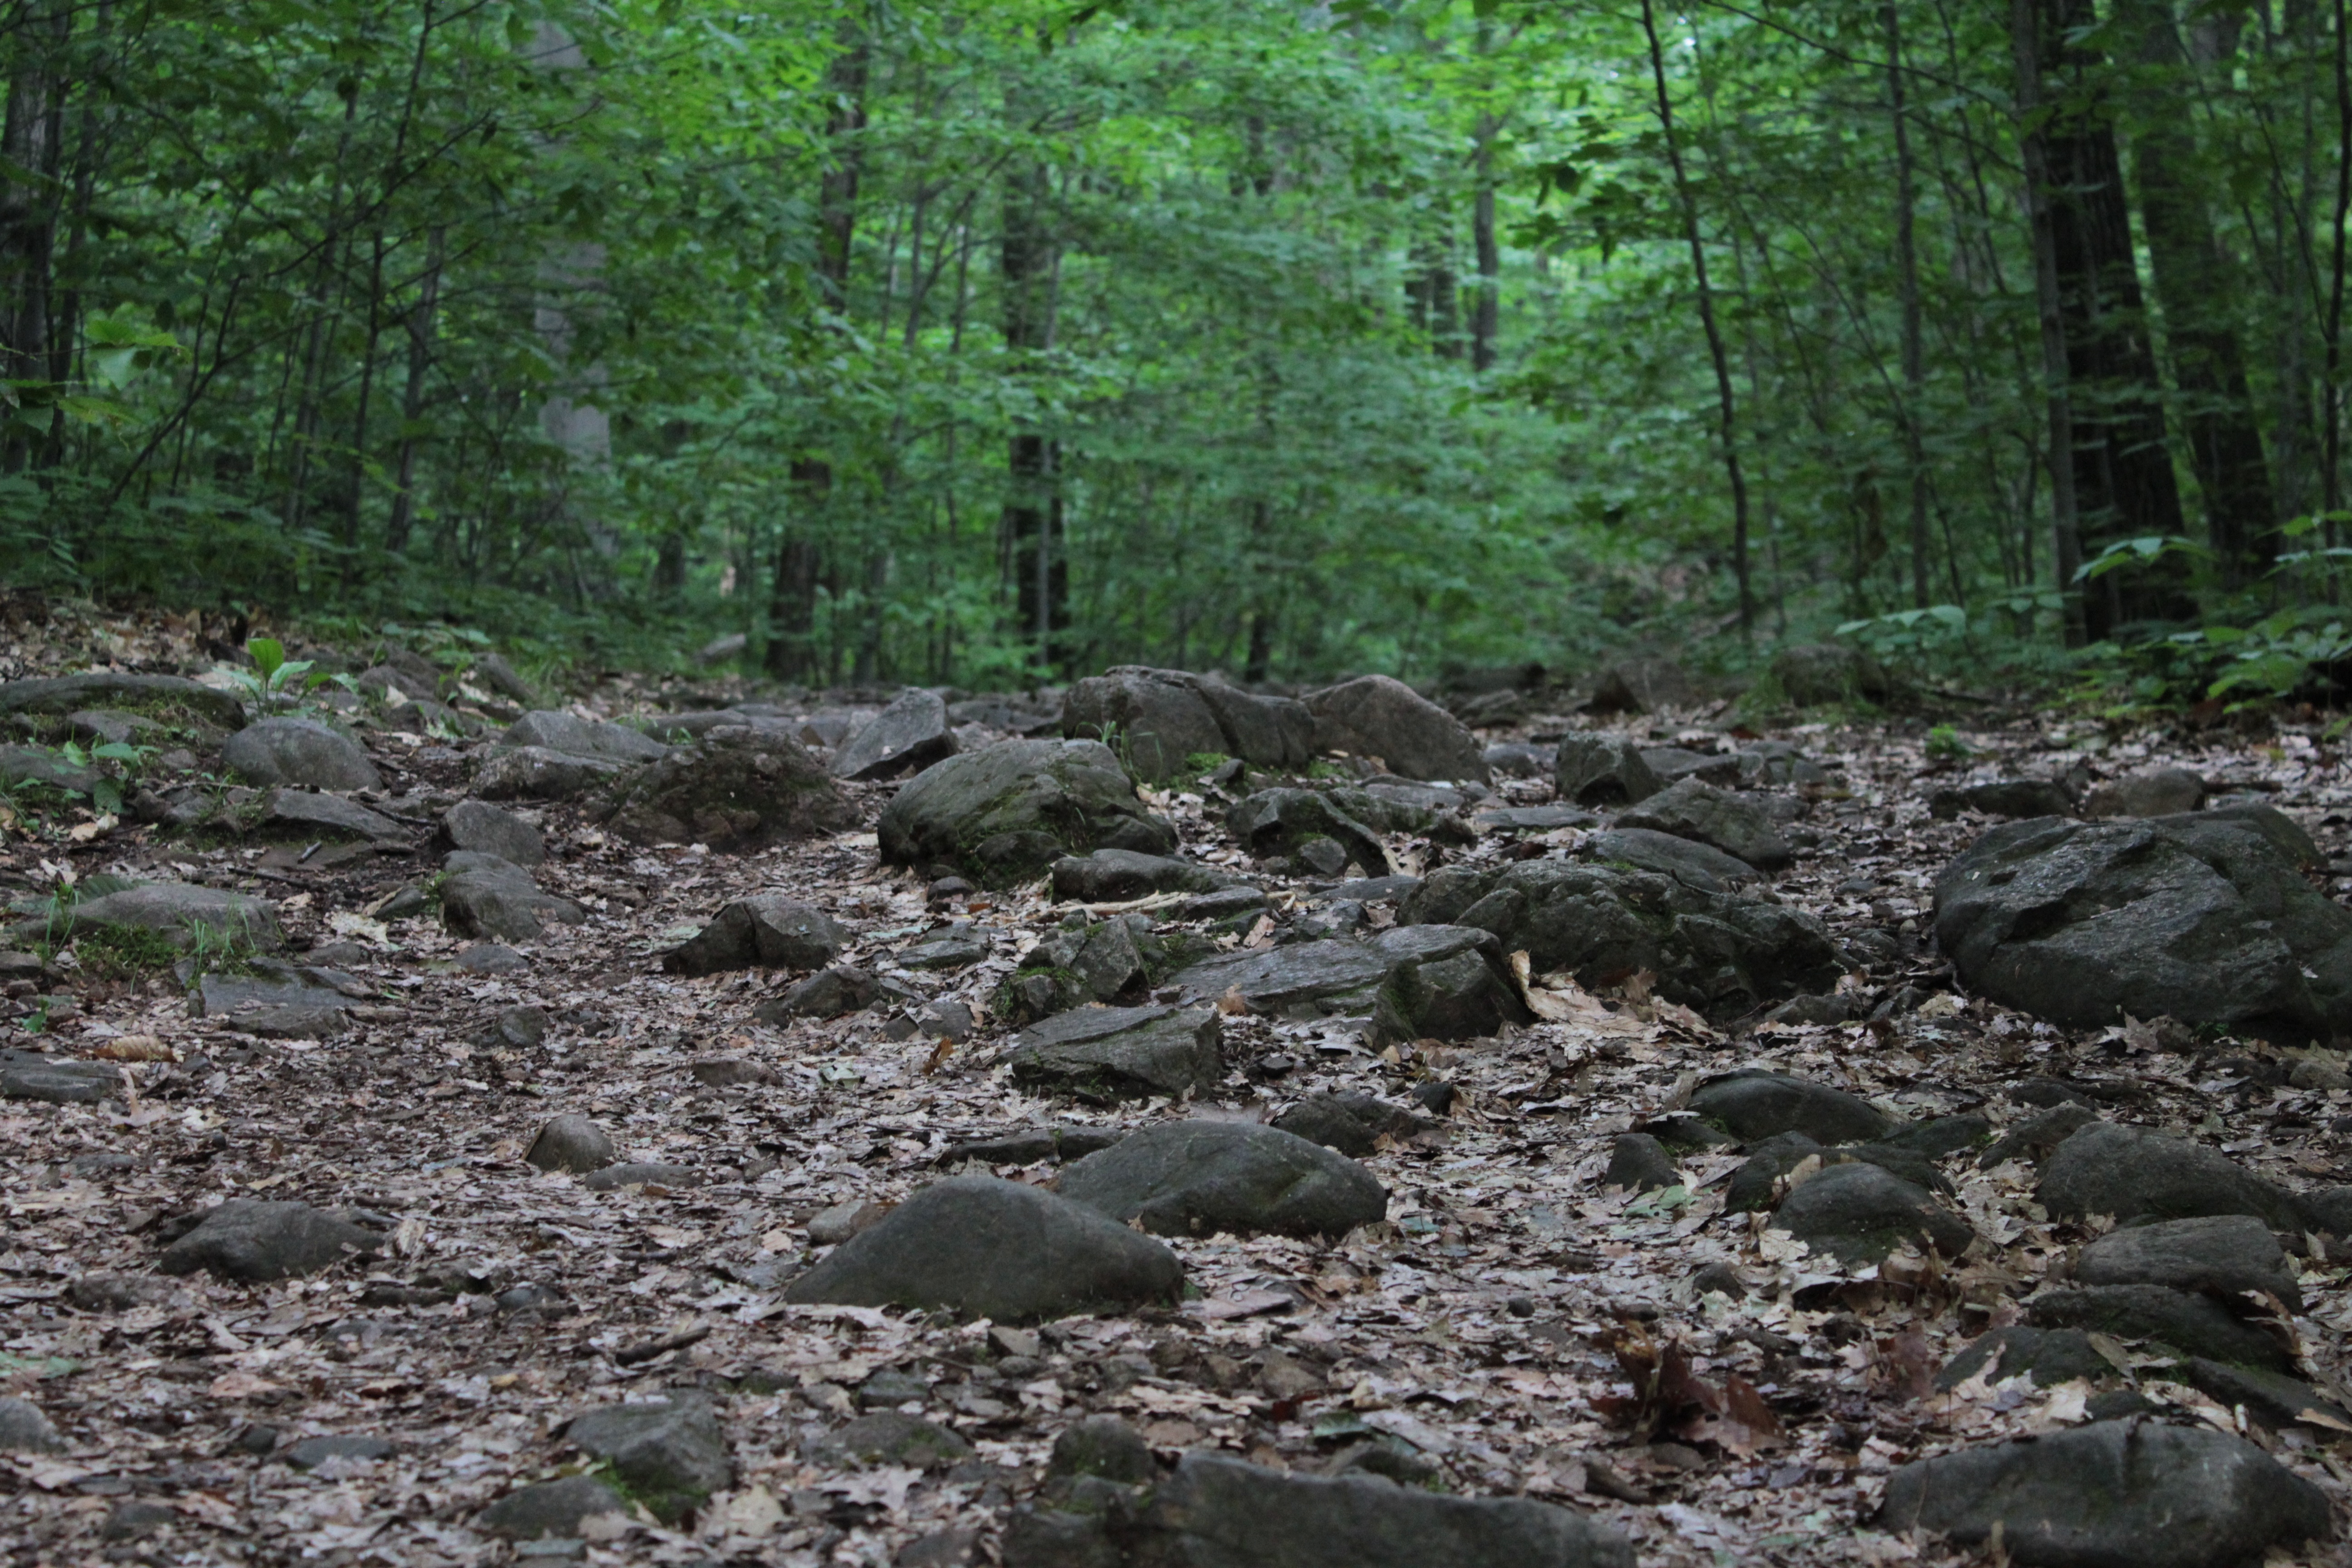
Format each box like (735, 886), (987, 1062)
(3, 599), (2352, 1568)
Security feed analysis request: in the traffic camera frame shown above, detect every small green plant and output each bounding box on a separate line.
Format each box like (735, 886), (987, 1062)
(1924, 725), (1970, 762)
(1306, 760), (1350, 780)
(73, 923), (184, 980)
(1185, 751), (1232, 774)
(220, 636), (355, 717)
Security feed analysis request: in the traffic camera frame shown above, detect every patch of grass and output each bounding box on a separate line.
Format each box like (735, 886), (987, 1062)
(72, 923), (183, 979)
(1185, 751), (1231, 773)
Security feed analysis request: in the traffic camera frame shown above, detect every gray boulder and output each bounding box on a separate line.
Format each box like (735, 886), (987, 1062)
(1164, 940), (1387, 1017)
(1007, 1005), (1224, 1100)
(1303, 674), (1485, 782)
(1936, 1326), (2116, 1391)
(995, 915), (1200, 1022)
(474, 745), (635, 800)
(2026, 1285), (2294, 1371)
(0, 672), (246, 731)
(1771, 644), (1888, 706)
(583, 1161), (699, 1192)
(1273, 1093), (1430, 1157)
(221, 717), (380, 791)
(590, 725), (853, 849)
(1930, 779), (2078, 821)
(1933, 806), (2352, 1035)
(1367, 923), (1529, 1043)
(565, 1392), (730, 1523)
(157, 1200), (380, 1280)
(662, 895), (846, 976)
(0, 1397), (65, 1455)
(832, 688), (956, 780)
(757, 965), (882, 1023)
(478, 1475), (630, 1541)
(250, 789), (407, 845)
(2076, 1215), (2301, 1309)
(1590, 657), (1698, 713)
(1058, 1119), (1387, 1240)
(783, 1176), (1183, 1321)
(2086, 767), (2207, 819)
(1619, 777), (1792, 870)
(1690, 1071), (1894, 1144)
(1578, 827), (1760, 893)
(879, 739), (1175, 887)
(502, 710), (670, 763)
(813, 1411), (973, 1470)
(439, 853), (584, 942)
(1051, 850), (1234, 904)
(0, 1052), (114, 1104)
(2038, 1123), (2307, 1232)
(528, 1114), (618, 1174)
(1604, 1133), (1681, 1194)
(1226, 789), (1391, 878)
(1552, 734), (1663, 806)
(1877, 1421), (2327, 1568)
(436, 800), (544, 865)
(1062, 667), (1313, 780)
(1770, 1161), (1975, 1267)
(1400, 862), (1842, 1017)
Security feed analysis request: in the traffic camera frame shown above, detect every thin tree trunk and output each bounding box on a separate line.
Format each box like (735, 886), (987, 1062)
(1640, 0), (1753, 633)
(2326, 0), (2352, 519)
(1886, 3), (1931, 608)
(2013, 0), (2088, 643)
(384, 225), (443, 557)
(1471, 113), (1499, 373)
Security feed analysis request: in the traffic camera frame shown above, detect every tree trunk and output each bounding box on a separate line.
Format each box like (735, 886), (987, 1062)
(2034, 0), (2193, 635)
(1471, 114), (1499, 373)
(1640, 0), (1753, 633)
(1000, 156), (1065, 669)
(1886, 3), (1931, 608)
(0, 3), (67, 474)
(2013, 0), (2088, 642)
(384, 226), (443, 558)
(2114, 0), (2278, 580)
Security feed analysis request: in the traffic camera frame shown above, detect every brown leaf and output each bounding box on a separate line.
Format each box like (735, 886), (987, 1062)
(1215, 986), (1252, 1016)
(84, 1035), (176, 1063)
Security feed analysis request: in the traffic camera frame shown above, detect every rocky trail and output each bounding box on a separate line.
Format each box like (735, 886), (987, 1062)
(3, 611), (2352, 1566)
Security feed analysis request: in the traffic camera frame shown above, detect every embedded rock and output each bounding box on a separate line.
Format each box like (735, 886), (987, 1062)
(1164, 940), (1387, 1018)
(1935, 1326), (2115, 1391)
(662, 895), (847, 976)
(2025, 1286), (2294, 1371)
(878, 740), (1175, 888)
(831, 687), (956, 781)
(1061, 667), (1313, 780)
(1367, 923), (1529, 1043)
(1877, 1421), (2327, 1568)
(0, 1052), (114, 1104)
(0, 1397), (65, 1455)
(1225, 789), (1390, 878)
(2075, 1215), (2301, 1310)
(1689, 1070), (1894, 1145)
(1769, 1161), (1975, 1267)
(251, 789), (407, 845)
(478, 1475), (631, 1541)
(501, 710), (670, 764)
(1577, 828), (1760, 893)
(221, 718), (381, 792)
(1771, 644), (1889, 706)
(0, 672), (247, 731)
(473, 745), (635, 801)
(591, 725), (853, 849)
(1930, 779), (2078, 821)
(1303, 674), (1486, 782)
(1933, 806), (2352, 1035)
(1604, 1133), (1681, 1194)
(1007, 1005), (1224, 1100)
(1551, 734), (1663, 807)
(756, 965), (882, 1023)
(43, 882), (279, 952)
(782, 1176), (1183, 1322)
(564, 1392), (730, 1523)
(157, 1200), (380, 1281)
(435, 800), (544, 866)
(1050, 850), (1235, 904)
(2085, 767), (2207, 819)
(1272, 1093), (1430, 1158)
(2037, 1122), (2307, 1232)
(528, 1114), (619, 1175)
(438, 853), (584, 942)
(1590, 657), (1698, 713)
(814, 1411), (973, 1470)
(1619, 777), (1792, 870)
(1058, 1119), (1387, 1240)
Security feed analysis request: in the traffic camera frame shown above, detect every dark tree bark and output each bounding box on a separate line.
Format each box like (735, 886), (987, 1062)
(770, 23), (869, 681)
(1886, 3), (1931, 608)
(2115, 0), (2278, 579)
(2034, 0), (2193, 635)
(1471, 113), (1499, 373)
(1001, 159), (1066, 668)
(0, 2), (68, 473)
(2012, 0), (2087, 642)
(384, 225), (443, 557)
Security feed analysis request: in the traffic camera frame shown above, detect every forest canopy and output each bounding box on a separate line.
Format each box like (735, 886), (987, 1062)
(0, 0), (2342, 704)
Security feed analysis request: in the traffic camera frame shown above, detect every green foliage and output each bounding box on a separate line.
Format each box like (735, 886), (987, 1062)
(72, 924), (185, 980)
(1924, 725), (1969, 762)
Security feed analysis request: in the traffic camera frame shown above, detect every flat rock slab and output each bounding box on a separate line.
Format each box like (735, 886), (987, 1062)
(1058, 1119), (1388, 1240)
(582, 1162), (700, 1191)
(1877, 1421), (2328, 1568)
(1005, 1451), (1632, 1568)
(194, 959), (367, 1019)
(880, 739), (1176, 887)
(1578, 827), (1761, 892)
(503, 710), (671, 763)
(1769, 1161), (1975, 1267)
(478, 1475), (630, 1541)
(0, 745), (98, 794)
(474, 745), (636, 801)
(439, 853), (585, 943)
(1936, 1326), (2115, 1391)
(781, 1176), (1183, 1322)
(222, 718), (381, 792)
(2025, 1285), (2293, 1372)
(2076, 1215), (2301, 1309)
(1619, 778), (1792, 870)
(1050, 849), (1235, 903)
(2038, 1122), (2308, 1232)
(0, 672), (247, 731)
(1689, 1071), (1894, 1145)
(1007, 1005), (1223, 1100)
(565, 1392), (730, 1522)
(436, 800), (544, 865)
(1166, 939), (1388, 1016)
(662, 895), (846, 976)
(831, 688), (956, 780)
(1934, 805), (2352, 1035)
(1553, 734), (1663, 806)
(251, 789), (408, 845)
(813, 1411), (973, 1470)
(157, 1200), (380, 1281)
(1061, 667), (1313, 781)
(49, 882), (280, 952)
(0, 1052), (115, 1104)
(283, 1435), (396, 1470)
(592, 726), (853, 849)
(1272, 1093), (1430, 1158)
